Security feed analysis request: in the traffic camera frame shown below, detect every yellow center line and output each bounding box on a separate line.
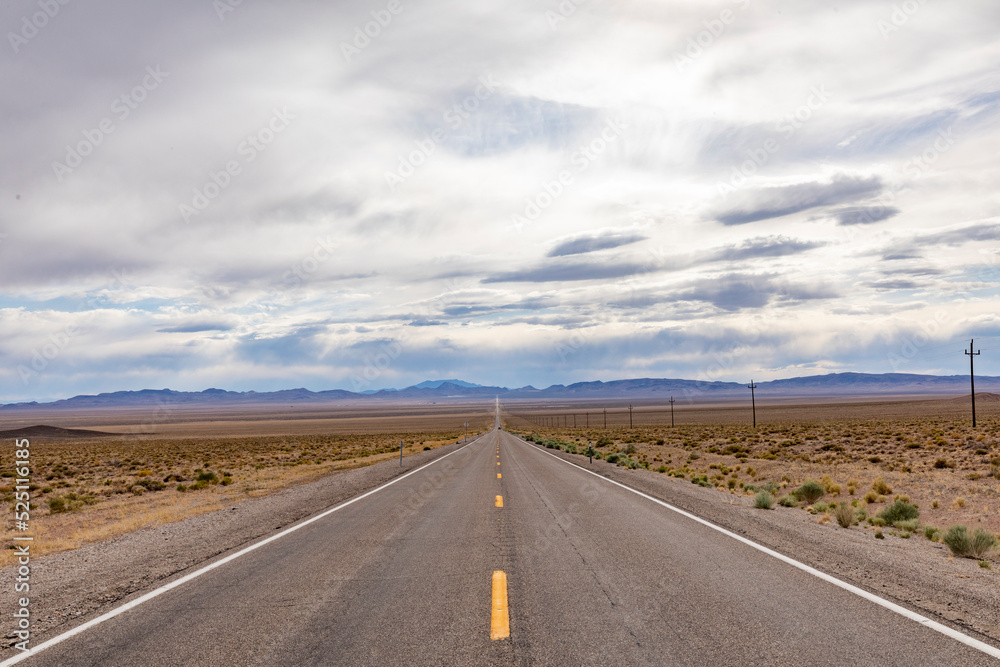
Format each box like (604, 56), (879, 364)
(491, 571), (510, 640)
(495, 495), (503, 507)
(497, 473), (501, 478)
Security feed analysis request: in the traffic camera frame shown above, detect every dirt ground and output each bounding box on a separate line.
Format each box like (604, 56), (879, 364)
(502, 394), (1000, 544)
(0, 402), (495, 565)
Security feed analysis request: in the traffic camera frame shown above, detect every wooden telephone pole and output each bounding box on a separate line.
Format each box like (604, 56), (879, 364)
(748, 380), (758, 428)
(966, 339), (981, 427)
(669, 396), (675, 427)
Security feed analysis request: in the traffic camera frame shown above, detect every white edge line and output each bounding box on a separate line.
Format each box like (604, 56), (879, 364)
(1, 434), (486, 666)
(523, 437), (1000, 660)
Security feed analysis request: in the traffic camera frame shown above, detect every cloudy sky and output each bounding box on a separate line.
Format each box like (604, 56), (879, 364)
(2, 0), (1000, 401)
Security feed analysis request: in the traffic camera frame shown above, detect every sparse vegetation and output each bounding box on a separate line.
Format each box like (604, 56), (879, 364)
(506, 407), (1000, 565)
(778, 494), (798, 507)
(871, 477), (892, 495)
(797, 480), (825, 504)
(834, 502), (854, 528)
(753, 491), (774, 509)
(943, 526), (997, 559)
(878, 500), (920, 526)
(0, 425), (479, 567)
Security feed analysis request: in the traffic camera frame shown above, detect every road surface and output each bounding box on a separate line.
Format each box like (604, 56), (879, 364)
(9, 419), (999, 665)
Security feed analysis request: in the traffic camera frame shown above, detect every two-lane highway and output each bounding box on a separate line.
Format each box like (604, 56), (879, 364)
(8, 422), (999, 665)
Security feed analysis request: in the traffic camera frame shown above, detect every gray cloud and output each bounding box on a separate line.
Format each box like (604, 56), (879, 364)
(482, 260), (656, 284)
(714, 174), (884, 226)
(881, 266), (944, 277)
(709, 236), (824, 262)
(868, 279), (922, 290)
(676, 275), (776, 311)
(917, 222), (1000, 247)
(615, 274), (838, 313)
(547, 230), (648, 257)
(834, 206), (900, 226)
(157, 322), (233, 333)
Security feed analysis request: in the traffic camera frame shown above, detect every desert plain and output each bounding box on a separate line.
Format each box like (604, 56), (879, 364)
(3, 393), (999, 568)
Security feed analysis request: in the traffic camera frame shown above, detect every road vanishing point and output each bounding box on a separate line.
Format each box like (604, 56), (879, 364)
(5, 411), (1000, 666)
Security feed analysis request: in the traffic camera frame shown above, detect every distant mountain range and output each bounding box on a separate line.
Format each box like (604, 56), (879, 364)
(2, 373), (998, 410)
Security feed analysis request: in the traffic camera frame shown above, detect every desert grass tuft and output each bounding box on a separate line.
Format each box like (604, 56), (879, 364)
(834, 501), (854, 528)
(797, 480), (825, 504)
(777, 494), (797, 507)
(943, 525), (997, 559)
(753, 490), (774, 509)
(878, 500), (919, 526)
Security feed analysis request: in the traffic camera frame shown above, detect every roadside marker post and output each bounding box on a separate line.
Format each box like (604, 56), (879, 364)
(399, 439), (403, 466)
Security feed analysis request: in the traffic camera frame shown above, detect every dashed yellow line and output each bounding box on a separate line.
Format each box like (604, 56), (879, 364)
(491, 571), (510, 640)
(495, 495), (503, 507)
(497, 473), (501, 479)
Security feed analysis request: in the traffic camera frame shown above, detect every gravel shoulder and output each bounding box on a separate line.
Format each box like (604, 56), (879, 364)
(1, 438), (475, 657)
(4, 430), (999, 659)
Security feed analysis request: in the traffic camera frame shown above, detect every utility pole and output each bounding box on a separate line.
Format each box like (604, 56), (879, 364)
(603, 408), (607, 429)
(669, 396), (675, 427)
(628, 404), (633, 428)
(399, 439), (403, 466)
(966, 339), (981, 427)
(748, 380), (758, 428)
(573, 414), (576, 428)
(586, 412), (589, 427)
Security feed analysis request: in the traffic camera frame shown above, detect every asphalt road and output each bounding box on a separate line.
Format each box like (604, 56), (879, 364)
(11, 420), (1000, 666)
